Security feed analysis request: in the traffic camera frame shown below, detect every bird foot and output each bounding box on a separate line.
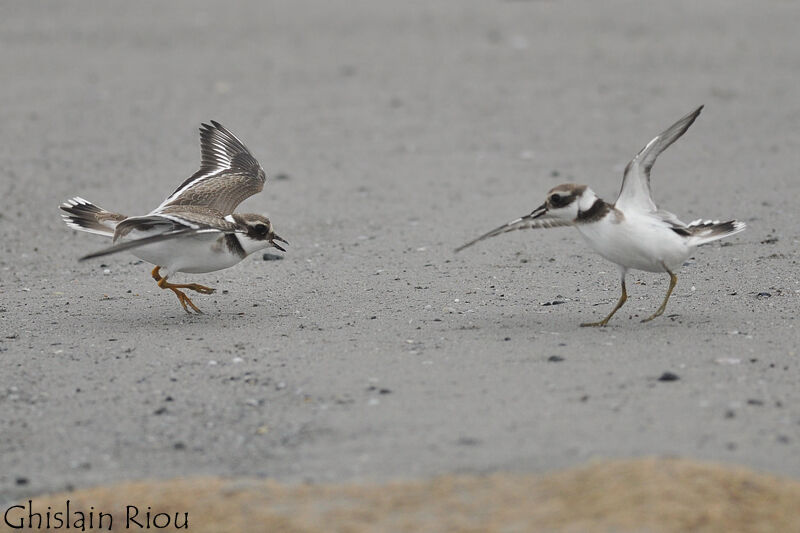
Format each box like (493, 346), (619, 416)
(580, 320), (609, 328)
(641, 310), (664, 323)
(170, 288), (203, 314)
(176, 283), (215, 295)
(152, 266), (213, 313)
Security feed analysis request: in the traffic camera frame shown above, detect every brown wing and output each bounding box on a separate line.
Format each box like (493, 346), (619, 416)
(112, 208), (239, 242)
(92, 209), (244, 260)
(154, 121), (266, 215)
(455, 213), (572, 253)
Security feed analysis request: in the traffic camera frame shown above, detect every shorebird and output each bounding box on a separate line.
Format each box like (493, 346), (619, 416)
(456, 106), (745, 326)
(61, 121), (287, 314)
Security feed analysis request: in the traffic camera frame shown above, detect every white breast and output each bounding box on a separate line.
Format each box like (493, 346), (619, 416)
(120, 231), (252, 275)
(576, 211), (692, 273)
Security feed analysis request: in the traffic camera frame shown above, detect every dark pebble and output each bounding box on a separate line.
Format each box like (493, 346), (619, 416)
(724, 409), (736, 419)
(547, 355), (565, 362)
(658, 372), (680, 382)
(747, 399), (764, 406)
(153, 407), (168, 415)
(378, 388), (392, 395)
(173, 442), (186, 450)
(756, 292), (772, 299)
(274, 173), (290, 181)
(262, 253), (284, 261)
(15, 477), (28, 486)
(542, 300), (565, 306)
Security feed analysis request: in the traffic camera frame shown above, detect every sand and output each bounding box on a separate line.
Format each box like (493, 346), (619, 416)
(15, 458), (800, 533)
(1, 0), (799, 527)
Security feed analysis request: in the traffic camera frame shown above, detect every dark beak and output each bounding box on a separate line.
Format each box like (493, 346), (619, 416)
(270, 234), (288, 252)
(530, 202), (548, 219)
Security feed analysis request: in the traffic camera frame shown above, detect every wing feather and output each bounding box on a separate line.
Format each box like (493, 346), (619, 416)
(455, 214), (572, 253)
(85, 210), (243, 261)
(154, 122), (266, 215)
(615, 105), (703, 212)
(80, 228), (220, 261)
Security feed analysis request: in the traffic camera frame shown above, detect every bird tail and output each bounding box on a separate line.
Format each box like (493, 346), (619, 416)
(686, 219), (746, 246)
(60, 197), (126, 238)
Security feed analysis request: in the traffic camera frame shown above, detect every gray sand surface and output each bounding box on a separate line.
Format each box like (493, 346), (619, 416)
(1, 0), (799, 504)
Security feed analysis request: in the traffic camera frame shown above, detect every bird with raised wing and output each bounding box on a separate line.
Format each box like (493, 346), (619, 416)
(456, 106), (745, 326)
(61, 121), (287, 314)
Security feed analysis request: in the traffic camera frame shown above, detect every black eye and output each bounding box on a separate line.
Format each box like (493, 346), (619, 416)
(550, 194), (563, 206)
(254, 224), (268, 236)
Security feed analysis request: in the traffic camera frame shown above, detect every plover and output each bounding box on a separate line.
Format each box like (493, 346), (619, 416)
(61, 121), (287, 314)
(456, 106), (745, 326)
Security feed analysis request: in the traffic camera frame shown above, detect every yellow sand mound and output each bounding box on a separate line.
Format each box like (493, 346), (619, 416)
(14, 458), (800, 533)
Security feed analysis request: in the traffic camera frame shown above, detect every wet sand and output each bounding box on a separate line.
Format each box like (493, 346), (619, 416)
(1, 0), (799, 522)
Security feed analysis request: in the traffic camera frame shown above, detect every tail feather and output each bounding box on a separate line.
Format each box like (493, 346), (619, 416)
(687, 219), (746, 246)
(60, 197), (126, 238)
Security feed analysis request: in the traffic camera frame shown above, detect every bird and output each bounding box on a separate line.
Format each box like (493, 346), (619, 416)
(60, 121), (288, 314)
(455, 105), (745, 326)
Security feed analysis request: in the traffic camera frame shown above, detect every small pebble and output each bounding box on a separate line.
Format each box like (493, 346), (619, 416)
(547, 355), (565, 362)
(658, 372), (680, 382)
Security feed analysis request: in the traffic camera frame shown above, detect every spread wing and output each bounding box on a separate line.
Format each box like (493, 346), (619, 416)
(455, 213), (572, 253)
(615, 105), (703, 213)
(153, 121), (267, 215)
(83, 211), (240, 261)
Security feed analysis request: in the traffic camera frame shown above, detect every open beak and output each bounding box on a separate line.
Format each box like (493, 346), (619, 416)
(529, 202), (548, 219)
(270, 234), (288, 252)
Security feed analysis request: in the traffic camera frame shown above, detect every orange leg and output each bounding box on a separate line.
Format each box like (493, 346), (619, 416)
(151, 266), (215, 314)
